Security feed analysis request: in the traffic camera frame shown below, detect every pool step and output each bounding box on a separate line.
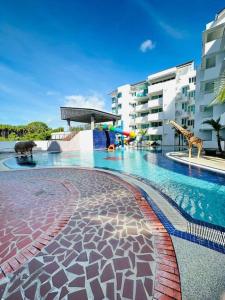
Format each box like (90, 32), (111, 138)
(187, 222), (225, 247)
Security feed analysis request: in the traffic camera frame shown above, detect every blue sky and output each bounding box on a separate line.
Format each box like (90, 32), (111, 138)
(0, 0), (224, 128)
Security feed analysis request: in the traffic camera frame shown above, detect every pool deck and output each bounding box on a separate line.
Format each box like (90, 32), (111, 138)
(0, 168), (181, 300)
(167, 151), (225, 174)
(0, 165), (224, 299)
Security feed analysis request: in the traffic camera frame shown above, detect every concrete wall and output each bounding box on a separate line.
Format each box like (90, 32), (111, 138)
(0, 130), (94, 153)
(0, 140), (49, 152)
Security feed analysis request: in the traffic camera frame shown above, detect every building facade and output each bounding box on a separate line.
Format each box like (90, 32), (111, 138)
(195, 8), (225, 148)
(111, 62), (196, 145)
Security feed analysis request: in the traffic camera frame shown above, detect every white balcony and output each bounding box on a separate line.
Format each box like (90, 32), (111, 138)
(147, 126), (163, 135)
(135, 103), (149, 112)
(135, 115), (149, 124)
(129, 119), (136, 126)
(148, 98), (163, 108)
(148, 112), (164, 121)
(133, 95), (149, 101)
(204, 38), (222, 55)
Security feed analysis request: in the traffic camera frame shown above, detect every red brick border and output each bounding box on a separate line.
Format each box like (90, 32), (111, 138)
(102, 172), (182, 300)
(127, 184), (182, 300)
(54, 168), (183, 298)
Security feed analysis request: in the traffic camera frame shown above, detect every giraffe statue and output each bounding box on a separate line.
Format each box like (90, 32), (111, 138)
(168, 120), (203, 159)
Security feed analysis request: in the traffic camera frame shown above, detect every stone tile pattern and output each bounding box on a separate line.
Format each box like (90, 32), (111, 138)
(0, 173), (79, 277)
(0, 168), (181, 299)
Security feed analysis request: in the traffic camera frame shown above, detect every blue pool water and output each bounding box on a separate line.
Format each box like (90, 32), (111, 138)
(3, 148), (225, 228)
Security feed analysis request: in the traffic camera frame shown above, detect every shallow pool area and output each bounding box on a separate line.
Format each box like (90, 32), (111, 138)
(3, 148), (225, 229)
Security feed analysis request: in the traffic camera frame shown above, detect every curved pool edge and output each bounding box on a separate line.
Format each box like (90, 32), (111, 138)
(166, 152), (225, 175)
(1, 162), (224, 255)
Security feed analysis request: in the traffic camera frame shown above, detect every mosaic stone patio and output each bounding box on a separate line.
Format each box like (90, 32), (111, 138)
(0, 168), (181, 299)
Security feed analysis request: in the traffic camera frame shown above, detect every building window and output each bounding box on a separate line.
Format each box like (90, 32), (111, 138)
(149, 135), (162, 141)
(118, 104), (122, 109)
(151, 94), (163, 100)
(181, 118), (187, 126)
(117, 92), (122, 98)
(141, 124), (149, 129)
(182, 86), (189, 96)
(151, 121), (162, 127)
(205, 56), (216, 69)
(182, 103), (187, 111)
(140, 112), (149, 117)
(204, 81), (215, 94)
(206, 28), (223, 42)
(188, 90), (195, 99)
(189, 77), (196, 84)
(112, 97), (117, 104)
(188, 105), (195, 113)
(151, 107), (163, 114)
(188, 120), (195, 127)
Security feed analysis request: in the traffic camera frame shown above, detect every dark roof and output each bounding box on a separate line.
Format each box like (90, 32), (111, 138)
(176, 60), (193, 68)
(60, 107), (120, 123)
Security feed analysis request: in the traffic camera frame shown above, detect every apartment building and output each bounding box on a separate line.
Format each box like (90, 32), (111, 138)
(195, 8), (225, 147)
(111, 61), (196, 145)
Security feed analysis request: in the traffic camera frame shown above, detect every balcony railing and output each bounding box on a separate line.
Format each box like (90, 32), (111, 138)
(148, 112), (164, 121)
(148, 98), (163, 108)
(147, 126), (163, 135)
(135, 103), (149, 112)
(135, 115), (149, 123)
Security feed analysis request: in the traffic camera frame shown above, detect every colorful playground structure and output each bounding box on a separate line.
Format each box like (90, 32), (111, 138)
(101, 124), (136, 150)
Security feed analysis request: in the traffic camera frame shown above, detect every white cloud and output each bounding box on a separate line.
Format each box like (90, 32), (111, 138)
(159, 21), (184, 39)
(64, 93), (106, 110)
(140, 39), (155, 53)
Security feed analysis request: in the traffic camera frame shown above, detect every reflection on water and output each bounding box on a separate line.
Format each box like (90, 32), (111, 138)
(16, 155), (37, 167)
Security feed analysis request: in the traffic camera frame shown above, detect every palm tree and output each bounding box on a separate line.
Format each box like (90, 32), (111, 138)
(202, 117), (224, 152)
(210, 72), (225, 105)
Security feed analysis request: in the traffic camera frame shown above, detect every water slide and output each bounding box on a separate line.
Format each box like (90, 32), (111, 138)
(102, 124), (136, 150)
(102, 124), (136, 139)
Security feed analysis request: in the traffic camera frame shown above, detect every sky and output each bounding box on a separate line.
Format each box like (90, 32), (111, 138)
(0, 0), (224, 128)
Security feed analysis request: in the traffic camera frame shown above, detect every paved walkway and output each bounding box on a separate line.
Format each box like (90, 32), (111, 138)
(168, 151), (225, 173)
(0, 168), (181, 299)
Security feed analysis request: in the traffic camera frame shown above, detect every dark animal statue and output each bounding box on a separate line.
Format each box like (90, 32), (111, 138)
(14, 141), (37, 155)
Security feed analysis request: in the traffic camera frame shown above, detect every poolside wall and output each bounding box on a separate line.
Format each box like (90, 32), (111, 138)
(93, 130), (116, 149)
(0, 130), (94, 153)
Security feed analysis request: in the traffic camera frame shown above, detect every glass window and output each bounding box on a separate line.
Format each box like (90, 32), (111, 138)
(204, 81), (215, 94)
(118, 104), (122, 109)
(188, 90), (195, 99)
(140, 112), (149, 117)
(182, 86), (189, 96)
(182, 103), (187, 111)
(151, 94), (163, 100)
(117, 92), (122, 98)
(151, 107), (163, 114)
(112, 97), (117, 103)
(182, 118), (187, 125)
(141, 124), (149, 129)
(149, 135), (162, 141)
(206, 28), (223, 42)
(151, 122), (162, 127)
(206, 56), (216, 69)
(189, 77), (196, 84)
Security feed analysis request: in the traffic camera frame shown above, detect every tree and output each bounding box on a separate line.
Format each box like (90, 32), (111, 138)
(210, 73), (225, 105)
(202, 117), (224, 152)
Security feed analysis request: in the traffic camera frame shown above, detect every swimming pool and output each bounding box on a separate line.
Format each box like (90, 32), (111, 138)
(3, 148), (225, 229)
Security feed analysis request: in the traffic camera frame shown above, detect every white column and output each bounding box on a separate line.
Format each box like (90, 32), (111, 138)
(67, 119), (71, 131)
(91, 115), (95, 130)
